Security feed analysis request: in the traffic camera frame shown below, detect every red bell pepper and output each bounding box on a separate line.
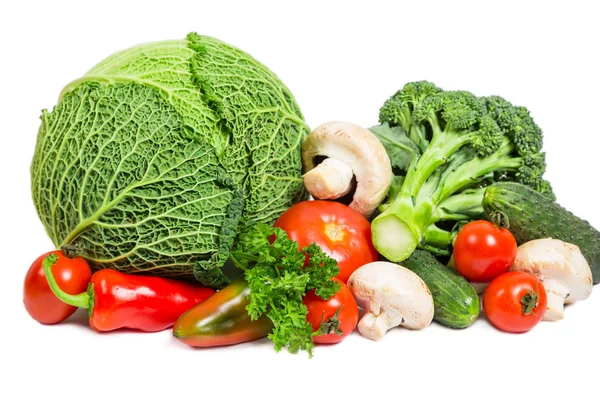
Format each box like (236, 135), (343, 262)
(42, 253), (215, 332)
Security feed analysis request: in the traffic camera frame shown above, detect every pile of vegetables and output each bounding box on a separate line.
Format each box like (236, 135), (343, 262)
(23, 34), (600, 357)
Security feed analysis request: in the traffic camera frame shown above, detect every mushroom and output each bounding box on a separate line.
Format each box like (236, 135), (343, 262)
(510, 238), (593, 321)
(302, 121), (393, 218)
(347, 261), (434, 341)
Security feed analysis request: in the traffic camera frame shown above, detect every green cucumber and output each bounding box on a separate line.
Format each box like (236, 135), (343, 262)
(403, 250), (480, 329)
(482, 182), (600, 284)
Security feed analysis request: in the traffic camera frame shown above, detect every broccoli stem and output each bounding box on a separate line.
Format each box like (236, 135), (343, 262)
(405, 128), (473, 199)
(431, 187), (486, 222)
(433, 139), (519, 203)
(423, 225), (454, 247)
(372, 123), (531, 262)
(409, 125), (428, 152)
(371, 214), (419, 262)
(372, 127), (475, 261)
(371, 192), (419, 262)
(417, 243), (451, 256)
(372, 134), (513, 261)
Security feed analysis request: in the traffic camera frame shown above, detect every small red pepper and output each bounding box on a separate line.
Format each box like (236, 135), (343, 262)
(42, 253), (216, 332)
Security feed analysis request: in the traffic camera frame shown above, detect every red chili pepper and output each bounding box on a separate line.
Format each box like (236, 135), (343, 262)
(42, 254), (216, 332)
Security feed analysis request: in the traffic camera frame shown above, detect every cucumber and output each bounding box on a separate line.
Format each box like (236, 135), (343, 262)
(482, 182), (600, 284)
(403, 250), (480, 329)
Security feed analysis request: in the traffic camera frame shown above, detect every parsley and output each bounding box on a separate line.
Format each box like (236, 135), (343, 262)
(230, 223), (340, 357)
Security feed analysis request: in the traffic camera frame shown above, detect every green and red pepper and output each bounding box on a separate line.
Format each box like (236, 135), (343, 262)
(173, 277), (273, 347)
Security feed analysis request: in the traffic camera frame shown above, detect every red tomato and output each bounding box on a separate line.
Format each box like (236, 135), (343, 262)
(23, 250), (92, 324)
(453, 220), (517, 282)
(303, 278), (358, 344)
(274, 200), (378, 283)
(483, 271), (547, 333)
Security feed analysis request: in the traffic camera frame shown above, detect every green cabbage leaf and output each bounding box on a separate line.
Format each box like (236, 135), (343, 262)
(30, 33), (309, 288)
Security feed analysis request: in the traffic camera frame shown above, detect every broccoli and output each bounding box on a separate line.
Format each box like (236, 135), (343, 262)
(370, 81), (554, 262)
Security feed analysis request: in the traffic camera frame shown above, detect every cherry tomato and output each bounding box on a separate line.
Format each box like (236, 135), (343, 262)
(274, 200), (378, 283)
(23, 250), (92, 324)
(453, 220), (517, 282)
(303, 278), (358, 344)
(483, 271), (547, 333)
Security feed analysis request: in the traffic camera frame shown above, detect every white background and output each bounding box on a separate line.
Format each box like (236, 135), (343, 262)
(1, 1), (598, 399)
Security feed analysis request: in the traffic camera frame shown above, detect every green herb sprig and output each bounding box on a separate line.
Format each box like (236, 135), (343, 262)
(230, 223), (340, 357)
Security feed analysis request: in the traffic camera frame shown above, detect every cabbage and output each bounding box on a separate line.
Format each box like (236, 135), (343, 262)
(30, 33), (309, 288)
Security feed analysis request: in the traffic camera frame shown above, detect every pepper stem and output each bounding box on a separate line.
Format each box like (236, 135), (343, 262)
(42, 253), (90, 309)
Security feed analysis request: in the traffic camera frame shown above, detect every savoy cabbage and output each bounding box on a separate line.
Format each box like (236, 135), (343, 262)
(30, 33), (309, 288)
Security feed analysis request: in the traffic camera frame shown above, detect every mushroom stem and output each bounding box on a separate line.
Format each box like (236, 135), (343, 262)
(358, 312), (388, 341)
(542, 280), (569, 321)
(303, 158), (354, 199)
(358, 311), (403, 341)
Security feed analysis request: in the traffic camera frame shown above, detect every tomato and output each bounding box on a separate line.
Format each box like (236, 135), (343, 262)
(453, 220), (517, 282)
(303, 278), (358, 344)
(483, 271), (547, 333)
(23, 250), (92, 324)
(274, 200), (378, 283)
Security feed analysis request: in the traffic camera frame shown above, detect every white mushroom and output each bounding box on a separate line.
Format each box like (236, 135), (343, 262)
(347, 261), (434, 341)
(302, 121), (393, 218)
(511, 238), (593, 321)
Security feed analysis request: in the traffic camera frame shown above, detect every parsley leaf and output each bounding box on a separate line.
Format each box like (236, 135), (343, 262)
(230, 223), (340, 357)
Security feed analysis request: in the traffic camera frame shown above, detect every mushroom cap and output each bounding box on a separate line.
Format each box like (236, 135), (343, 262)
(302, 121), (393, 217)
(511, 238), (593, 304)
(347, 261), (434, 330)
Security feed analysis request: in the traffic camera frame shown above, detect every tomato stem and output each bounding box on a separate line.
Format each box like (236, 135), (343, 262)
(316, 306), (343, 336)
(42, 254), (90, 309)
(520, 288), (539, 315)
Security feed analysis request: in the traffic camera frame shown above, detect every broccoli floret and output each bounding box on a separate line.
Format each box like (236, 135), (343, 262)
(379, 81), (442, 150)
(370, 81), (553, 262)
(485, 96), (543, 155)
